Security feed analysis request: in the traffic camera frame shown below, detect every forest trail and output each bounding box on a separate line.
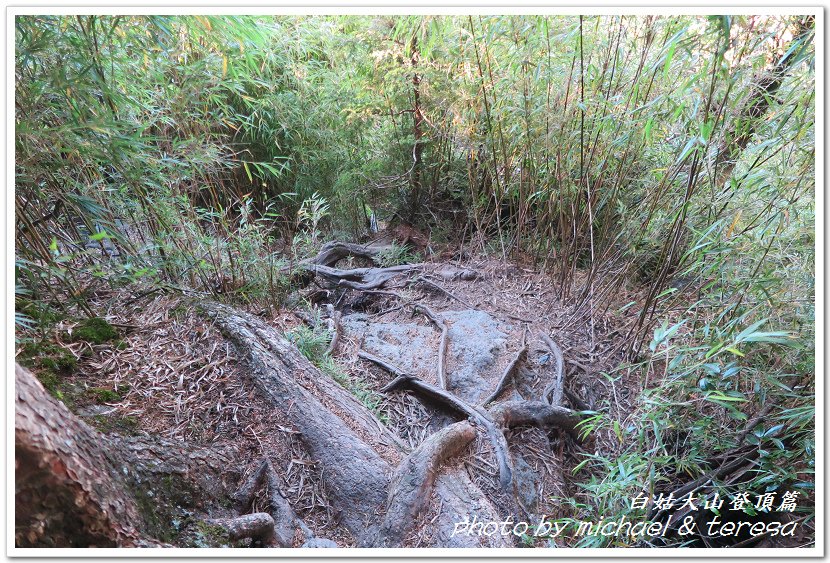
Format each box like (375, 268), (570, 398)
(31, 241), (636, 548)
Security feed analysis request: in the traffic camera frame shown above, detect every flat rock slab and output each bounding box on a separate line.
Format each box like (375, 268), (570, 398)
(342, 309), (513, 403)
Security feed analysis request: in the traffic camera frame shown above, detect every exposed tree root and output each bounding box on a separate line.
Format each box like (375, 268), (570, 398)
(540, 333), (565, 407)
(310, 263), (423, 290)
(263, 459), (314, 545)
(365, 355), (514, 492)
(200, 302), (397, 540)
(284, 241), (388, 273)
(205, 513), (276, 545)
(489, 400), (583, 440)
(231, 457), (313, 547)
(413, 304), (450, 389)
(481, 344), (528, 406)
(373, 421), (476, 547)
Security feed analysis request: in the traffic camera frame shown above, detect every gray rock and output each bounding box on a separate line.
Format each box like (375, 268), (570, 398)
(341, 309), (512, 403)
(441, 310), (511, 403)
(341, 313), (436, 378)
(302, 538), (338, 548)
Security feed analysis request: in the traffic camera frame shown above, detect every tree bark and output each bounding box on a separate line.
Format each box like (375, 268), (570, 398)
(199, 302), (398, 543)
(409, 34), (424, 222)
(713, 16), (814, 188)
(15, 364), (235, 548)
(200, 301), (523, 548)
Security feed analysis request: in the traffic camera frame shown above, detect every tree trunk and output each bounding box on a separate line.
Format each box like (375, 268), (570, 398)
(15, 364), (235, 548)
(713, 16), (814, 188)
(409, 34), (424, 222)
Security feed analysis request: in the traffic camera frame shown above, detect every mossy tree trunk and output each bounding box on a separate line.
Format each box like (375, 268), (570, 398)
(15, 364), (235, 548)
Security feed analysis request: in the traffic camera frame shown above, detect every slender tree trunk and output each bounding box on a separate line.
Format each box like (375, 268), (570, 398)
(409, 35), (424, 222)
(713, 16), (814, 188)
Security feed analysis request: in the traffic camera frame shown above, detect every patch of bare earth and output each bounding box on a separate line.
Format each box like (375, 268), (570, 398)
(48, 251), (642, 548)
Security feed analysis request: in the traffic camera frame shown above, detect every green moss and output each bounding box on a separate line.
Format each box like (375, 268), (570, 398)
(90, 413), (139, 435)
(17, 340), (79, 401)
(37, 371), (61, 395)
(40, 353), (77, 373)
(88, 387), (122, 403)
(72, 317), (119, 344)
(193, 521), (230, 546)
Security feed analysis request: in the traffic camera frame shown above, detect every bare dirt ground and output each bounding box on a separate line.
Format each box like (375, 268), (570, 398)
(27, 252), (644, 548)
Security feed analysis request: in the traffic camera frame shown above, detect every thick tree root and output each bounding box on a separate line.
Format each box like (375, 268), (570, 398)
(489, 400), (583, 440)
(205, 513), (276, 545)
(309, 263), (423, 290)
(200, 302), (397, 540)
(15, 365), (145, 547)
(365, 355), (514, 492)
(373, 421), (476, 547)
(263, 459), (313, 546)
(413, 304), (450, 389)
(232, 457), (312, 547)
(299, 241), (388, 268)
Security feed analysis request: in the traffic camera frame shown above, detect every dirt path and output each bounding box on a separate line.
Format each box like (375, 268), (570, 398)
(48, 250), (637, 547)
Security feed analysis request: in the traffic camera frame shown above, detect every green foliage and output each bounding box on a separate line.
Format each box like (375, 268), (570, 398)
(286, 323), (331, 362)
(376, 242), (420, 267)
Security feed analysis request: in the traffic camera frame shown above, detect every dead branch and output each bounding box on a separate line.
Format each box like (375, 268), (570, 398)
(564, 389), (592, 412)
